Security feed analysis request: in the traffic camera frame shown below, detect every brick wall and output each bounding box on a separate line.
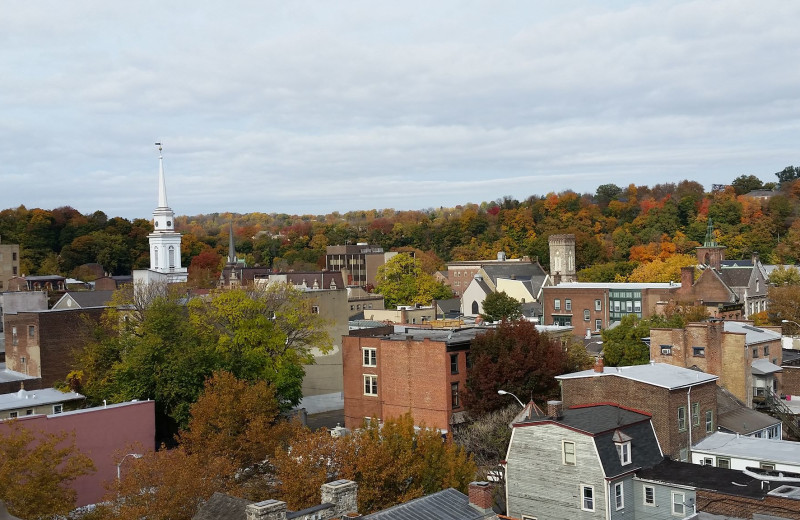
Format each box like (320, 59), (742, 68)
(561, 375), (717, 459)
(541, 286), (608, 332)
(697, 488), (800, 519)
(783, 367), (800, 396)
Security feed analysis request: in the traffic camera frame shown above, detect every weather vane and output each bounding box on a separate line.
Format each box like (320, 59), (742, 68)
(155, 141), (162, 157)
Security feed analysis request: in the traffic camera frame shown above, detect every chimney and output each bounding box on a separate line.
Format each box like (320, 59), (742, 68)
(320, 480), (358, 518)
(245, 499), (287, 520)
(593, 356), (604, 373)
(681, 267), (694, 290)
(468, 481), (494, 513)
(547, 400), (563, 419)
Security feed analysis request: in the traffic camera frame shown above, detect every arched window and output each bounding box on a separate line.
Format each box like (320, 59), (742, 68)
(471, 301), (479, 314)
(153, 246), (159, 267)
(168, 246), (175, 269)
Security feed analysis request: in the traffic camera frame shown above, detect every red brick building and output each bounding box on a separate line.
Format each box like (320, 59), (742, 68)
(342, 328), (482, 432)
(556, 361), (719, 460)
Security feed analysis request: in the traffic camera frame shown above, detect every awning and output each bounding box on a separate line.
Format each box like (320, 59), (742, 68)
(752, 358), (783, 376)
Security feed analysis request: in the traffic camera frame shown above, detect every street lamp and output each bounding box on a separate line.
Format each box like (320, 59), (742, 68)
(497, 389), (525, 408)
(116, 453), (143, 481)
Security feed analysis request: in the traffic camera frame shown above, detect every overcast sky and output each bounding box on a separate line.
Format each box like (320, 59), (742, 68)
(2, 1), (799, 220)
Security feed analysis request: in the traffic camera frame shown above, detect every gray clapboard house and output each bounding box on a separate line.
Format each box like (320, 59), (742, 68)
(505, 402), (663, 520)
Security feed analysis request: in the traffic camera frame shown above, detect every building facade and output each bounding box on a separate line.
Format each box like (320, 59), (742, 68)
(0, 243), (20, 291)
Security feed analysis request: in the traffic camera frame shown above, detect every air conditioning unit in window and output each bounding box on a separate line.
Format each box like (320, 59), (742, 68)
(661, 348), (671, 355)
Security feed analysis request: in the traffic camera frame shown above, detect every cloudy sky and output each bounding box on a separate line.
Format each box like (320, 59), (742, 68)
(2, 1), (799, 219)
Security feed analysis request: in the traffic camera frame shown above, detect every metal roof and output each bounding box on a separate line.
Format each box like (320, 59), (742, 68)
(556, 362), (718, 390)
(751, 358), (782, 375)
(549, 281), (677, 290)
(693, 432), (800, 466)
(723, 321), (781, 345)
(0, 388), (84, 412)
(363, 488), (496, 519)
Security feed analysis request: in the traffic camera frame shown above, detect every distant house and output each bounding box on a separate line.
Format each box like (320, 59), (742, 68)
(505, 403), (664, 520)
(716, 386), (782, 439)
(51, 290), (115, 310)
(460, 259), (549, 320)
(0, 387), (84, 419)
(7, 275), (67, 292)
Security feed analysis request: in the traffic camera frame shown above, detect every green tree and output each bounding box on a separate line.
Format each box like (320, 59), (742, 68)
(375, 253), (453, 308)
(0, 424), (95, 519)
(768, 266), (800, 286)
(600, 315), (651, 366)
(775, 165), (800, 183)
(731, 174), (764, 195)
(480, 291), (522, 322)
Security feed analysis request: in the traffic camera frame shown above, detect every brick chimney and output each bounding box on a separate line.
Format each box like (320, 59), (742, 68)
(468, 481), (493, 513)
(681, 267), (694, 290)
(245, 499), (287, 520)
(593, 356), (604, 373)
(547, 400), (564, 419)
(320, 480), (358, 518)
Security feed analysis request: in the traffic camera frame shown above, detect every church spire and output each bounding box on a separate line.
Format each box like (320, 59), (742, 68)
(227, 221), (238, 265)
(703, 218), (717, 247)
(156, 142), (168, 209)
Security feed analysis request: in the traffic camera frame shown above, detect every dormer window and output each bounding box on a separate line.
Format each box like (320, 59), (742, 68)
(612, 430), (632, 466)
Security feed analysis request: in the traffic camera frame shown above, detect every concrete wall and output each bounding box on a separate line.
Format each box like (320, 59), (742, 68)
(0, 400), (155, 507)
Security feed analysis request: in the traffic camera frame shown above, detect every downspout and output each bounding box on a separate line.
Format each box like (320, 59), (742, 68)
(687, 386), (693, 459)
(607, 481), (612, 520)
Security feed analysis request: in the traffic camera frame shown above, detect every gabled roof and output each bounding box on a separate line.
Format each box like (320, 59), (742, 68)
(693, 432), (800, 466)
(717, 266), (753, 288)
(556, 362), (718, 390)
(723, 321), (780, 345)
(54, 290), (115, 309)
(480, 263), (546, 286)
(363, 488), (496, 519)
(193, 492), (253, 520)
(751, 358), (782, 375)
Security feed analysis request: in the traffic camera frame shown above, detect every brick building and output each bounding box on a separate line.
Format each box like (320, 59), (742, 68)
(0, 242), (20, 291)
(556, 362), (718, 460)
(650, 321), (782, 407)
(325, 244), (395, 288)
(342, 327), (482, 431)
(3, 308), (105, 388)
(445, 252), (539, 298)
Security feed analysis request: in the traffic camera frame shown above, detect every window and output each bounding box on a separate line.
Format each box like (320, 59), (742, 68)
(617, 441), (631, 465)
(521, 516), (537, 520)
(703, 457), (713, 466)
(764, 345), (769, 356)
(28, 325), (35, 338)
(554, 299), (561, 311)
(363, 375), (378, 396)
(466, 353), (472, 370)
(362, 348), (377, 367)
(25, 409), (33, 416)
(9, 411), (18, 419)
(451, 382), (460, 408)
(472, 301), (479, 314)
(12, 266), (17, 275)
(565, 299), (572, 311)
(678, 406), (686, 431)
(626, 301), (633, 313)
(311, 305), (319, 314)
(672, 492), (685, 516)
(706, 410), (714, 433)
(450, 353), (459, 374)
(693, 347), (705, 357)
(581, 485), (594, 511)
(153, 246), (159, 266)
(11, 326), (17, 345)
(168, 246), (175, 269)
(634, 300), (641, 313)
(717, 457), (730, 469)
(562, 441), (576, 465)
(614, 482), (624, 510)
(753, 347), (758, 358)
(595, 319), (602, 331)
(614, 300), (621, 312)
(761, 462), (776, 470)
(12, 252), (17, 261)
(661, 345), (672, 355)
(53, 404), (63, 414)
(595, 299), (601, 311)
(584, 309), (590, 321)
(644, 485), (655, 505)
(692, 403), (700, 426)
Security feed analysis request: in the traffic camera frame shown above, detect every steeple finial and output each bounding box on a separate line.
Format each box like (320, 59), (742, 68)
(156, 142), (168, 209)
(227, 221), (237, 265)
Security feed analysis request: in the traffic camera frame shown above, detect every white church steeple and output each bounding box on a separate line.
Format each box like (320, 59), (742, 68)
(145, 142), (187, 282)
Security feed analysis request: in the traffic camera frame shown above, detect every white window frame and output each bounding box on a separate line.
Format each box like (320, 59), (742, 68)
(595, 299), (601, 311)
(9, 411), (18, 419)
(671, 491), (685, 516)
(717, 457), (730, 469)
(521, 516), (537, 520)
(616, 441), (631, 465)
(363, 374), (378, 396)
(643, 485), (655, 506)
(554, 299), (561, 311)
(581, 484), (595, 512)
(52, 404), (63, 414)
(562, 440), (576, 466)
(583, 309), (590, 321)
(614, 482), (624, 510)
(595, 319), (602, 331)
(311, 305), (320, 314)
(565, 299), (572, 311)
(362, 348), (377, 367)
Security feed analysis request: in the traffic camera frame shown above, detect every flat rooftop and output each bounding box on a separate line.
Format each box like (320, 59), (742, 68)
(693, 432), (800, 465)
(0, 388), (84, 412)
(556, 362), (718, 390)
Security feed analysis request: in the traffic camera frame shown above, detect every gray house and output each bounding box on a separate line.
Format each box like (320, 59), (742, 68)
(505, 403), (663, 520)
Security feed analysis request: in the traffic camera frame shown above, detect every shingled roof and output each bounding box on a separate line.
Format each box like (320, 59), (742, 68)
(363, 488), (496, 519)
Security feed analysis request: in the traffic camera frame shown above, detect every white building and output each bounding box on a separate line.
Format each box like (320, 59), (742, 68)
(691, 432), (800, 472)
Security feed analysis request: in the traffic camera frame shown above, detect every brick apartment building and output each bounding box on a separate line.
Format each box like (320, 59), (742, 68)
(556, 361), (719, 460)
(342, 327), (482, 431)
(4, 308), (105, 388)
(650, 321), (782, 408)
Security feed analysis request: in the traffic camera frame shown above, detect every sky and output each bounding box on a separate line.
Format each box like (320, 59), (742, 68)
(2, 0), (800, 220)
